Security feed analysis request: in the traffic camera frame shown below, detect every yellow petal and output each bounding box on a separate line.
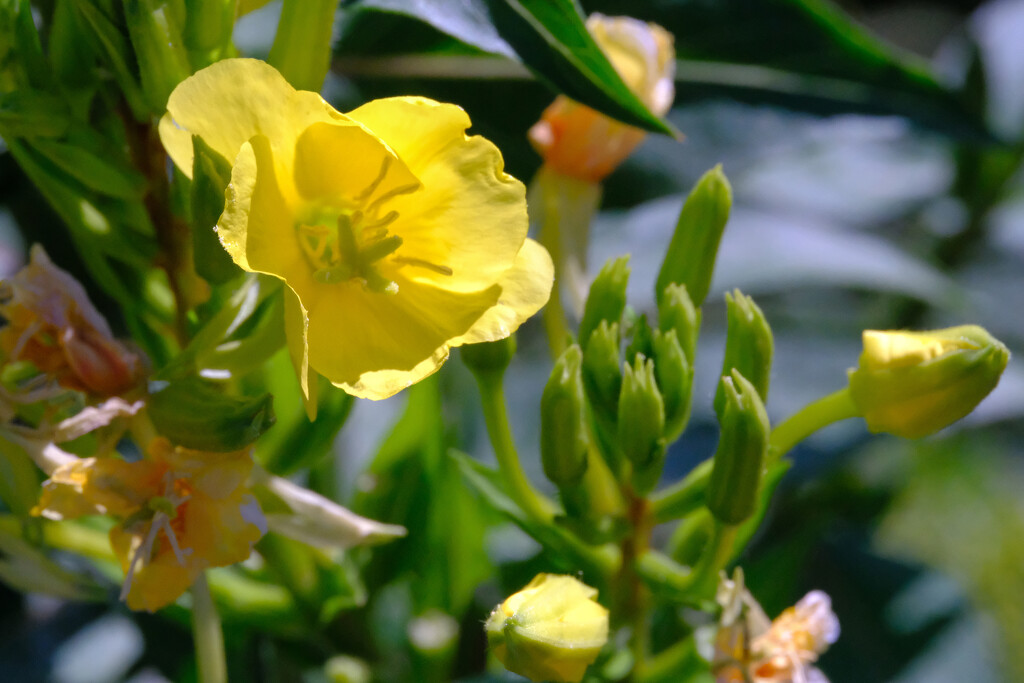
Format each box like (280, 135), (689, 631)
(180, 491), (265, 568)
(158, 58), (346, 178)
(346, 97), (529, 293)
(218, 135), (310, 289)
(284, 286), (318, 420)
(450, 238), (553, 346)
(292, 121), (419, 206)
(33, 457), (162, 521)
(110, 525), (196, 612)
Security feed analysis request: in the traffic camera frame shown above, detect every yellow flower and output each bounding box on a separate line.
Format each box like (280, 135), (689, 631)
(33, 437), (266, 612)
(847, 326), (1009, 438)
(485, 573), (609, 683)
(0, 245), (142, 397)
(529, 14), (675, 182)
(158, 58), (553, 403)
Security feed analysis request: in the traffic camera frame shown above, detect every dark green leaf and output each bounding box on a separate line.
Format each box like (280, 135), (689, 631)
(33, 138), (146, 199)
(259, 380), (353, 474)
(353, 0), (674, 135)
(0, 91), (71, 138)
(147, 376), (275, 451)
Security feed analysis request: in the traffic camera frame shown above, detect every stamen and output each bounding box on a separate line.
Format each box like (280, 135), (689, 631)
(392, 256), (454, 276)
(157, 513), (192, 566)
(120, 517), (162, 601)
(360, 235), (403, 264)
(355, 156), (392, 203)
(314, 265), (354, 284)
(362, 210), (399, 232)
(366, 182), (420, 215)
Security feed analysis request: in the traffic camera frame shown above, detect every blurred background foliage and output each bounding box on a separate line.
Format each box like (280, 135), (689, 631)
(1, 0), (1022, 681)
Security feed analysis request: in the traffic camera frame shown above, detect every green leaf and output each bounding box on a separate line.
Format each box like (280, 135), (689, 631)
(33, 138), (147, 199)
(68, 0), (149, 119)
(123, 0), (191, 111)
(259, 379), (353, 474)
(353, 0), (674, 135)
(0, 91), (71, 138)
(147, 376), (275, 451)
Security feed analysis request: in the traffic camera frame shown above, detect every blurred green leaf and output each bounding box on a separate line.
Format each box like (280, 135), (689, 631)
(0, 91), (71, 138)
(353, 0), (675, 135)
(147, 375), (275, 451)
(68, 0), (149, 118)
(585, 0), (988, 140)
(33, 138), (146, 199)
(0, 0), (49, 90)
(124, 0), (191, 111)
(259, 378), (353, 474)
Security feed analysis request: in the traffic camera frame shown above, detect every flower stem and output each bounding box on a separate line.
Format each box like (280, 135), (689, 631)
(768, 387), (859, 462)
(648, 459), (712, 523)
(475, 375), (557, 524)
(192, 572), (227, 683)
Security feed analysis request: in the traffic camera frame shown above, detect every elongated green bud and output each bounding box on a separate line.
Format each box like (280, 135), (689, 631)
(847, 326), (1009, 439)
(486, 574), (609, 683)
(579, 256), (630, 347)
(124, 0), (191, 112)
(183, 0), (235, 66)
(618, 357), (666, 477)
(582, 321), (621, 424)
(658, 282), (699, 365)
(706, 370), (769, 525)
(541, 345), (589, 487)
(656, 165), (732, 307)
(461, 335), (517, 383)
(714, 290), (773, 418)
(652, 329), (693, 440)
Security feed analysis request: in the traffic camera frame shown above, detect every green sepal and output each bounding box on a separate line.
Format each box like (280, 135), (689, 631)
(706, 370), (769, 525)
(714, 290), (773, 418)
(541, 345), (589, 488)
(461, 335), (516, 382)
(190, 135), (240, 284)
(147, 376), (275, 451)
(656, 165), (733, 307)
(581, 320), (621, 463)
(578, 255), (630, 349)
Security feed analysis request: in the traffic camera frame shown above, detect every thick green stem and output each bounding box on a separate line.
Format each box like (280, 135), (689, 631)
(648, 459), (712, 523)
(192, 572), (227, 683)
(269, 0), (340, 91)
(475, 375), (557, 524)
(768, 387), (859, 462)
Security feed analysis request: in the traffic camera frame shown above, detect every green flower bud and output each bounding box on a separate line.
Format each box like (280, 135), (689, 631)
(582, 320), (621, 425)
(124, 0), (191, 112)
(714, 290), (773, 418)
(652, 329), (693, 440)
(656, 165), (733, 307)
(541, 345), (589, 487)
(579, 255), (630, 347)
(486, 574), (609, 683)
(618, 357), (666, 478)
(706, 370), (769, 525)
(624, 313), (655, 365)
(461, 335), (516, 381)
(658, 282), (700, 365)
(847, 326), (1009, 439)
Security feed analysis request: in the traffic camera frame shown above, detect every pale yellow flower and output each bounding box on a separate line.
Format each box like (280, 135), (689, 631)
(529, 14), (675, 182)
(485, 573), (609, 683)
(33, 437), (266, 612)
(158, 59), (553, 403)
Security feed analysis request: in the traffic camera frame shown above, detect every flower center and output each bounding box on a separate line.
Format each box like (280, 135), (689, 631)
(295, 156), (452, 294)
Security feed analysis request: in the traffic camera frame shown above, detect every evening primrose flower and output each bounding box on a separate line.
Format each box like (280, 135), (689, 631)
(33, 437), (266, 611)
(847, 326), (1009, 438)
(158, 58), (553, 403)
(0, 245), (142, 397)
(713, 571), (839, 683)
(529, 14), (675, 182)
(485, 573), (609, 683)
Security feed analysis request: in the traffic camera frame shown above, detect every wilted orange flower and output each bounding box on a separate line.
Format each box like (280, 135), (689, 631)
(529, 14), (675, 182)
(714, 572), (839, 683)
(33, 437), (266, 611)
(0, 245), (142, 397)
